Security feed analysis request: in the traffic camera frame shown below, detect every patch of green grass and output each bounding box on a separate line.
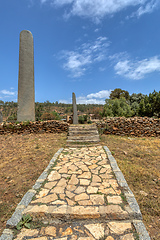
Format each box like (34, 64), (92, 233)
(16, 214), (32, 230)
(63, 151), (69, 155)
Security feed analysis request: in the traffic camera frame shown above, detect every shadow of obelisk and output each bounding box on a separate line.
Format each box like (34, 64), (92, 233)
(17, 30), (35, 122)
(72, 92), (78, 124)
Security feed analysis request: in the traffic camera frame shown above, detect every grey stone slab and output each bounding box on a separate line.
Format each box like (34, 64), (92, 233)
(133, 220), (151, 240)
(32, 181), (42, 190)
(0, 234), (13, 240)
(38, 171), (48, 180)
(0, 229), (13, 240)
(72, 92), (78, 124)
(17, 30), (35, 122)
(18, 191), (35, 207)
(6, 208), (24, 227)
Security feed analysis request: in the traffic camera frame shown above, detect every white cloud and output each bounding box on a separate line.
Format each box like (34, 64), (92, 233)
(134, 0), (159, 17)
(87, 90), (111, 99)
(59, 89), (112, 104)
(41, 0), (159, 21)
(0, 90), (17, 96)
(114, 56), (160, 80)
(60, 36), (110, 77)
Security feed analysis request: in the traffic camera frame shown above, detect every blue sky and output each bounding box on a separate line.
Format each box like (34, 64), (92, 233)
(0, 0), (160, 104)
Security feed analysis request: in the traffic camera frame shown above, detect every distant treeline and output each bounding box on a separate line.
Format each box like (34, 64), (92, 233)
(0, 88), (160, 121)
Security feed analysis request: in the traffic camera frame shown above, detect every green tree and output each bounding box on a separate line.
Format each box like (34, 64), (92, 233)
(102, 98), (133, 117)
(110, 88), (130, 100)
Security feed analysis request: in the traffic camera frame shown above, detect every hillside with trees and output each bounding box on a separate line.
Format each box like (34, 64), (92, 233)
(0, 89), (160, 122)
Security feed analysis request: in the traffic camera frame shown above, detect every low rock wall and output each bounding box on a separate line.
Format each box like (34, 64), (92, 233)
(0, 120), (69, 134)
(96, 117), (160, 137)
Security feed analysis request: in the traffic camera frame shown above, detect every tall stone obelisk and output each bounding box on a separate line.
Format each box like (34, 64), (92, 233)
(72, 92), (78, 124)
(17, 30), (35, 122)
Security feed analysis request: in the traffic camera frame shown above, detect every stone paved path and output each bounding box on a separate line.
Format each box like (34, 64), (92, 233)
(1, 125), (150, 240)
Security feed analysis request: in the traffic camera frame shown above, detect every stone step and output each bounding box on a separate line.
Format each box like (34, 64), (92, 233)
(23, 204), (134, 221)
(69, 124), (97, 130)
(67, 139), (100, 143)
(67, 135), (99, 140)
(68, 130), (99, 135)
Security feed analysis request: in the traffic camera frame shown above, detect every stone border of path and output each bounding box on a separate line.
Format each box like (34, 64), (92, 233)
(0, 148), (63, 240)
(103, 146), (151, 240)
(0, 146), (151, 240)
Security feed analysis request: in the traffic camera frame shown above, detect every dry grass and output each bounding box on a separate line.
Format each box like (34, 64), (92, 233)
(0, 132), (67, 235)
(101, 134), (160, 240)
(0, 132), (159, 239)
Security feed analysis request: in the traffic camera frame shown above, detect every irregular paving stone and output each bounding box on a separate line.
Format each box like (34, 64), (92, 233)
(88, 164), (98, 170)
(59, 167), (68, 174)
(79, 165), (89, 171)
(107, 222), (132, 234)
(70, 206), (100, 218)
(57, 178), (68, 186)
(67, 184), (77, 191)
(54, 238), (67, 240)
(51, 186), (65, 194)
(48, 171), (61, 181)
(74, 186), (86, 194)
(101, 181), (110, 188)
(85, 223), (104, 240)
(43, 226), (56, 236)
(92, 175), (101, 183)
(78, 238), (94, 240)
(99, 188), (115, 195)
(107, 196), (122, 204)
(78, 200), (93, 205)
(90, 182), (101, 187)
(87, 186), (98, 194)
(51, 200), (66, 205)
(23, 205), (48, 214)
(80, 179), (90, 186)
(100, 168), (107, 174)
(44, 181), (57, 189)
(62, 227), (73, 236)
(14, 229), (39, 240)
(75, 193), (89, 201)
(66, 191), (75, 199)
(59, 194), (65, 200)
(32, 193), (58, 203)
(78, 172), (91, 179)
(90, 195), (104, 205)
(66, 198), (76, 205)
(48, 205), (67, 215)
(36, 189), (49, 198)
(68, 174), (79, 185)
(105, 237), (114, 240)
(29, 237), (48, 240)
(99, 205), (128, 219)
(120, 233), (134, 240)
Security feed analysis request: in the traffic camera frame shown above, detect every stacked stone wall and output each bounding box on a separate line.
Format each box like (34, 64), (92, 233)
(0, 117), (160, 136)
(96, 117), (160, 137)
(0, 120), (69, 135)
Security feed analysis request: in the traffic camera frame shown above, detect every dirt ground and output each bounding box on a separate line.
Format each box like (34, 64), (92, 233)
(0, 132), (159, 239)
(0, 132), (67, 235)
(101, 135), (160, 240)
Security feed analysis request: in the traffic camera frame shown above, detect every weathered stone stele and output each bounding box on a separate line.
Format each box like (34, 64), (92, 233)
(0, 110), (3, 123)
(17, 30), (35, 122)
(72, 92), (78, 124)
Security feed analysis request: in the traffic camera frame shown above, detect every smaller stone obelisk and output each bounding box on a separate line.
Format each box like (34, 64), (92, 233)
(17, 30), (35, 122)
(72, 92), (78, 124)
(0, 110), (3, 123)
